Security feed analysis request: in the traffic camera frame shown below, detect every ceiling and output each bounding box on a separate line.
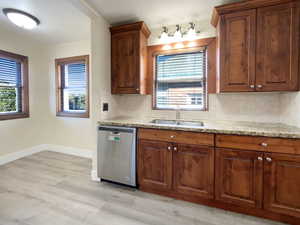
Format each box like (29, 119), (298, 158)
(0, 0), (90, 45)
(86, 0), (237, 29)
(0, 0), (238, 45)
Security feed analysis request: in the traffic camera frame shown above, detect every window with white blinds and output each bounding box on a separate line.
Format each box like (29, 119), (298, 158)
(154, 49), (207, 110)
(61, 62), (87, 112)
(0, 57), (22, 113)
(56, 55), (89, 118)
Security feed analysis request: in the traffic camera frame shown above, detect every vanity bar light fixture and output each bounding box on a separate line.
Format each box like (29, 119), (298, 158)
(159, 22), (200, 43)
(3, 8), (40, 30)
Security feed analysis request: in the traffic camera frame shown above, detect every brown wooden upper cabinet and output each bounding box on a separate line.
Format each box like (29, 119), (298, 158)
(212, 0), (300, 92)
(110, 22), (151, 94)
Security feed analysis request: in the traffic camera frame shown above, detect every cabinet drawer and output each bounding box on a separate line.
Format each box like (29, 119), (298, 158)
(138, 128), (214, 146)
(216, 135), (300, 155)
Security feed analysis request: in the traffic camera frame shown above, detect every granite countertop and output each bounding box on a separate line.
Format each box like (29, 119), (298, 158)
(98, 117), (300, 139)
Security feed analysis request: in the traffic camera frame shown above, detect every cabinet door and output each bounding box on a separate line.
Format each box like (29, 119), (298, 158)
(215, 148), (263, 208)
(173, 144), (214, 199)
(256, 3), (300, 91)
(219, 9), (256, 92)
(264, 153), (300, 218)
(111, 31), (139, 94)
(138, 140), (172, 191)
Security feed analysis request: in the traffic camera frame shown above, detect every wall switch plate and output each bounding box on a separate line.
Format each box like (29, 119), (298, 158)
(102, 103), (109, 112)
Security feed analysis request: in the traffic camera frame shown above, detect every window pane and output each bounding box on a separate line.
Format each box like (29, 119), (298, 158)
(0, 57), (22, 113)
(0, 58), (21, 86)
(155, 51), (206, 110)
(62, 62), (87, 112)
(63, 89), (86, 111)
(0, 87), (17, 113)
(64, 63), (87, 89)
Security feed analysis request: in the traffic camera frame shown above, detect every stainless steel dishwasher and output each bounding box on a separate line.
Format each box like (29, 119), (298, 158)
(98, 126), (136, 187)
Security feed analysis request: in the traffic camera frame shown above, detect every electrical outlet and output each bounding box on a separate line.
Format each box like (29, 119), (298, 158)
(102, 103), (109, 112)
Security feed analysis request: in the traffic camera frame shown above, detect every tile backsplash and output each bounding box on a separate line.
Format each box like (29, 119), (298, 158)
(280, 92), (300, 127)
(107, 92), (284, 124)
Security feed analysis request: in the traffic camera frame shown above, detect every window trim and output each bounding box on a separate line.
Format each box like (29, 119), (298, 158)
(0, 50), (29, 121)
(55, 55), (90, 118)
(148, 37), (216, 111)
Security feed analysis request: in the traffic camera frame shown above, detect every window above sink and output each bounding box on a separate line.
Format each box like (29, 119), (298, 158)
(154, 50), (207, 111)
(147, 37), (217, 112)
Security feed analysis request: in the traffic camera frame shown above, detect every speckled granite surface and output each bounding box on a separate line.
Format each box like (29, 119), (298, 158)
(98, 117), (300, 139)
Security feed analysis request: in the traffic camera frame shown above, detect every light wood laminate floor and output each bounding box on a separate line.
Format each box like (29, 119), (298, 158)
(0, 151), (285, 225)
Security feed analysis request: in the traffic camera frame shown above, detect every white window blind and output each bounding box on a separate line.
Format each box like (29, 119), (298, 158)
(155, 50), (207, 110)
(61, 62), (87, 112)
(0, 57), (22, 113)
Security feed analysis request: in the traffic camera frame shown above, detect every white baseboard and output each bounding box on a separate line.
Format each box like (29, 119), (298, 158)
(0, 144), (93, 166)
(0, 145), (45, 166)
(43, 144), (93, 159)
(91, 169), (100, 182)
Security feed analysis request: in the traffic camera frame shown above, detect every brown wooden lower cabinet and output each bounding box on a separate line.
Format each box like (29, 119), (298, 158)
(138, 140), (172, 191)
(138, 139), (214, 199)
(173, 144), (214, 199)
(215, 148), (264, 208)
(264, 152), (300, 218)
(138, 130), (300, 224)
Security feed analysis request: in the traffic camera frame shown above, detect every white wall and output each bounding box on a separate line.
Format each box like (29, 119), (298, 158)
(0, 28), (49, 157)
(0, 12), (111, 175)
(90, 16), (112, 171)
(46, 40), (95, 150)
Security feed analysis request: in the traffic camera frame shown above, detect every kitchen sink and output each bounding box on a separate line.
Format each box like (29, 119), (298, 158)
(150, 119), (204, 127)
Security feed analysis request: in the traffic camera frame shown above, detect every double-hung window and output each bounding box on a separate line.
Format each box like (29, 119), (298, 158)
(0, 50), (29, 120)
(55, 55), (89, 118)
(154, 49), (207, 110)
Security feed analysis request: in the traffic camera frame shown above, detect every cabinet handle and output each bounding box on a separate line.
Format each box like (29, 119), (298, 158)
(250, 85), (255, 89)
(266, 157), (272, 162)
(167, 146), (172, 151)
(257, 157), (263, 161)
(257, 84), (263, 88)
(136, 88), (140, 91)
(173, 147), (178, 152)
(170, 135), (175, 138)
(261, 142), (268, 147)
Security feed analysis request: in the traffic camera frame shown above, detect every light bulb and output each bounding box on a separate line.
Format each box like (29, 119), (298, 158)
(172, 25), (182, 42)
(159, 26), (170, 43)
(185, 22), (197, 41)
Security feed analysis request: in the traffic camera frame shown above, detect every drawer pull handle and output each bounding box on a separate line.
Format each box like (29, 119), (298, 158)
(250, 85), (255, 89)
(167, 146), (172, 151)
(173, 147), (178, 152)
(266, 157), (272, 162)
(170, 135), (175, 138)
(261, 143), (268, 147)
(257, 157), (263, 161)
(257, 84), (263, 88)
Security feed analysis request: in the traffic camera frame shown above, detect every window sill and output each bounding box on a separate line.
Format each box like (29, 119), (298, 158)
(0, 112), (30, 121)
(152, 107), (208, 112)
(56, 111), (89, 118)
